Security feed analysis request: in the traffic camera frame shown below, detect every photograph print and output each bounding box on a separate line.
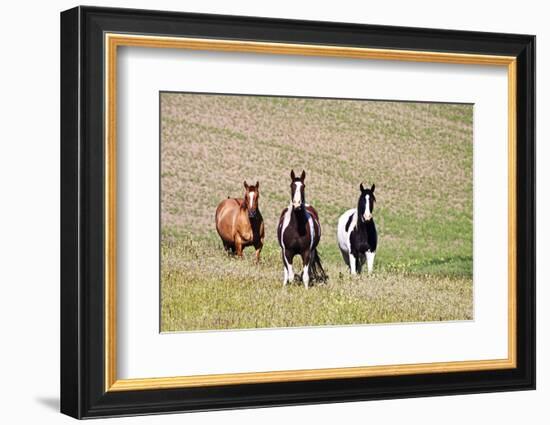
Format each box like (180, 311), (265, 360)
(160, 92), (473, 332)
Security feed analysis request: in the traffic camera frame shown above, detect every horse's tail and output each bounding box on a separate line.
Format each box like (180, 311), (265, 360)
(309, 248), (328, 283)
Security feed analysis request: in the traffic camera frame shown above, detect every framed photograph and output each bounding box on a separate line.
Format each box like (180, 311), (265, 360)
(60, 6), (535, 419)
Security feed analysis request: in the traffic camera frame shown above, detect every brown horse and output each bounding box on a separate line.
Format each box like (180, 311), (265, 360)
(215, 181), (265, 262)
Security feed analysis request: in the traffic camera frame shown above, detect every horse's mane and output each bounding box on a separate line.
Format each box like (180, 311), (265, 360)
(229, 198), (246, 209)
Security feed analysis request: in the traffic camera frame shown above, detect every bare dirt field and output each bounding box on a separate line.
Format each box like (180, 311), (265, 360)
(160, 92), (473, 332)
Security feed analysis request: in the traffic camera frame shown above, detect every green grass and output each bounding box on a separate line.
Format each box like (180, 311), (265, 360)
(160, 94), (473, 331)
(161, 233), (472, 331)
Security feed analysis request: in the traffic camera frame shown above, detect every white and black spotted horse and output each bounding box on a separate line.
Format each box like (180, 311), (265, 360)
(337, 183), (378, 274)
(277, 170), (327, 288)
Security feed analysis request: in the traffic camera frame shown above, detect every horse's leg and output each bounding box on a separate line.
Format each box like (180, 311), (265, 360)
(349, 251), (357, 275)
(340, 248), (350, 267)
(282, 252), (289, 285)
(235, 235), (244, 258)
(282, 250), (294, 286)
(366, 251), (376, 274)
(356, 252), (365, 274)
(222, 241), (233, 255)
(301, 250), (311, 289)
(254, 240), (263, 264)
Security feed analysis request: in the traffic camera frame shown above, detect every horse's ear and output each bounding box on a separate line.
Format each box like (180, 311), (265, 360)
(360, 182), (365, 192)
(290, 169), (296, 180)
(255, 181), (259, 189)
(243, 180), (248, 189)
(300, 170), (306, 181)
(371, 183), (375, 193)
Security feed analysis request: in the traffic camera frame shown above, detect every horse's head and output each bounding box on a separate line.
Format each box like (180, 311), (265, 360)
(290, 169), (306, 210)
(243, 180), (260, 218)
(358, 182), (376, 222)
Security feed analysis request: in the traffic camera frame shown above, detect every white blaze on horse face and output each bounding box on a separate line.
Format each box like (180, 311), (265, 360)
(292, 182), (303, 208)
(363, 194), (372, 221)
(248, 191), (255, 210)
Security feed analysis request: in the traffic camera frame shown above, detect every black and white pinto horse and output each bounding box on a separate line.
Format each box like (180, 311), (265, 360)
(277, 170), (327, 288)
(337, 183), (378, 274)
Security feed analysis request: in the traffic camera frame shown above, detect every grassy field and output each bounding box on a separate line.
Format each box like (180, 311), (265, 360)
(160, 93), (473, 332)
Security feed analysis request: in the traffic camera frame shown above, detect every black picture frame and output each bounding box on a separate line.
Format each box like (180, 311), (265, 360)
(61, 5), (535, 419)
